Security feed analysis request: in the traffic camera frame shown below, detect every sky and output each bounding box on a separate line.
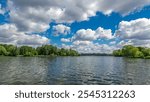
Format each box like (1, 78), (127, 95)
(0, 0), (150, 53)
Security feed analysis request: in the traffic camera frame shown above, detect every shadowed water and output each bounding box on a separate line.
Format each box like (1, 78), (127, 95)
(0, 56), (150, 85)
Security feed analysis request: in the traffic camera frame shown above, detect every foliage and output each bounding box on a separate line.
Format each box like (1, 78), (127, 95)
(113, 49), (123, 56)
(19, 46), (37, 56)
(36, 45), (79, 56)
(0, 44), (79, 57)
(0, 45), (8, 55)
(4, 45), (19, 56)
(113, 45), (150, 59)
(36, 45), (58, 55)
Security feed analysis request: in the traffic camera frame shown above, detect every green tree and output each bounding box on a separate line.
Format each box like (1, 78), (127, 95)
(141, 48), (150, 57)
(134, 51), (144, 58)
(122, 45), (135, 57)
(0, 46), (8, 55)
(113, 49), (123, 56)
(59, 48), (67, 56)
(69, 49), (79, 56)
(113, 45), (147, 58)
(0, 44), (79, 57)
(5, 45), (19, 56)
(130, 47), (139, 57)
(20, 46), (37, 56)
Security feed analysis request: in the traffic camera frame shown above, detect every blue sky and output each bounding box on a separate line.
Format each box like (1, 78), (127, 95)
(0, 0), (150, 53)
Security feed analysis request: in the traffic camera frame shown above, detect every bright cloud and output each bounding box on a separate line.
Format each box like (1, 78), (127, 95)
(96, 27), (114, 39)
(72, 42), (116, 54)
(8, 1), (64, 33)
(0, 24), (49, 46)
(73, 27), (113, 41)
(8, 0), (150, 33)
(74, 29), (96, 41)
(116, 18), (150, 40)
(116, 18), (150, 47)
(53, 24), (70, 36)
(62, 41), (116, 54)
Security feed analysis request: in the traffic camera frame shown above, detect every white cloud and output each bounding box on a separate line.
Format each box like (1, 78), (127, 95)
(115, 18), (150, 48)
(118, 39), (150, 48)
(71, 42), (116, 54)
(116, 18), (150, 40)
(53, 24), (70, 36)
(61, 38), (71, 43)
(7, 0), (150, 34)
(96, 27), (114, 39)
(73, 27), (113, 41)
(8, 1), (65, 33)
(66, 27), (115, 53)
(0, 24), (49, 46)
(74, 29), (96, 41)
(97, 0), (150, 16)
(61, 40), (117, 54)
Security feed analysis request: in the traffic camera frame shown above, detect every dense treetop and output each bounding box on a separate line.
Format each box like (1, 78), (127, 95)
(113, 45), (150, 59)
(0, 44), (79, 57)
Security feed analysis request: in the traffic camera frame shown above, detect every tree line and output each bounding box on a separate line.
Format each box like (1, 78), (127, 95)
(113, 45), (150, 59)
(0, 44), (79, 57)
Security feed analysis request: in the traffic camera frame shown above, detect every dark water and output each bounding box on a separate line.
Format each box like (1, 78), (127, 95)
(0, 56), (150, 85)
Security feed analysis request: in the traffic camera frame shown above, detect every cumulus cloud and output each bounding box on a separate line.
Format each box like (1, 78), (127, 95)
(8, 1), (64, 33)
(61, 40), (116, 54)
(0, 24), (49, 46)
(74, 29), (96, 41)
(97, 0), (150, 16)
(7, 0), (150, 33)
(115, 18), (150, 47)
(73, 27), (113, 41)
(65, 27), (115, 53)
(116, 18), (150, 40)
(53, 24), (70, 36)
(96, 27), (114, 39)
(71, 42), (116, 54)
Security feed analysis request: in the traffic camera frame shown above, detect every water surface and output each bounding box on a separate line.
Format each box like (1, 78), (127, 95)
(0, 56), (150, 85)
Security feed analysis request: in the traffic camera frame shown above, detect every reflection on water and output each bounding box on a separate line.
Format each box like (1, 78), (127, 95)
(0, 56), (150, 85)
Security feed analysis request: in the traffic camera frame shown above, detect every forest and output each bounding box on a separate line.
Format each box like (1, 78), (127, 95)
(0, 44), (79, 56)
(113, 45), (150, 59)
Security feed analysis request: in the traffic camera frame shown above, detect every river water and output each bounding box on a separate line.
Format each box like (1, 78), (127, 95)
(0, 56), (150, 85)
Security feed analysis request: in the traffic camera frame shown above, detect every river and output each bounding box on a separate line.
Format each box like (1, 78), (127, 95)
(0, 56), (150, 85)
